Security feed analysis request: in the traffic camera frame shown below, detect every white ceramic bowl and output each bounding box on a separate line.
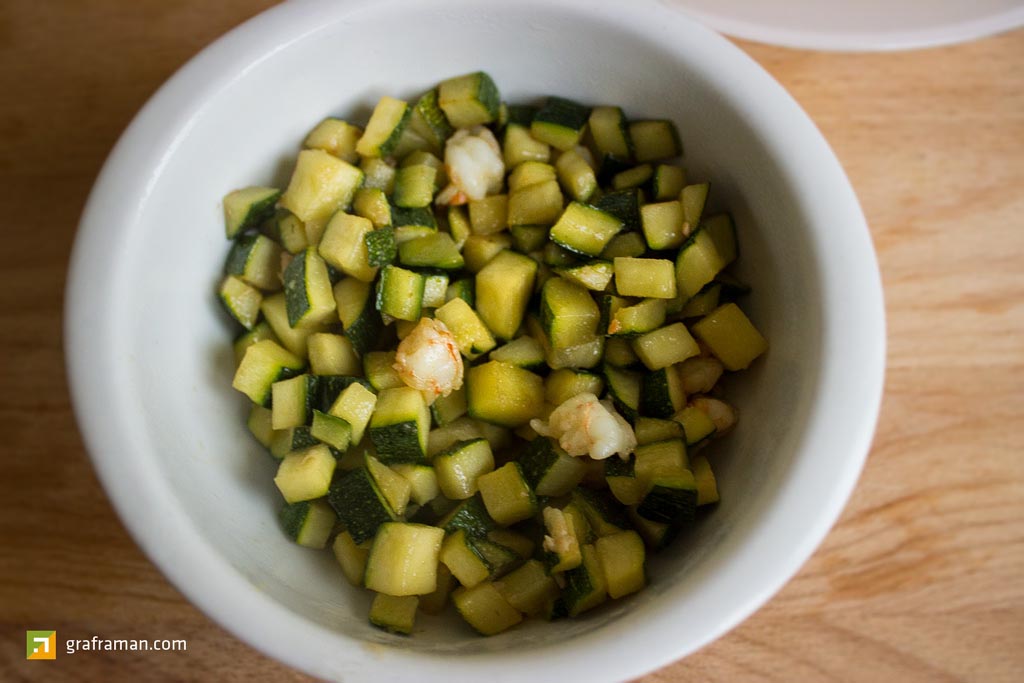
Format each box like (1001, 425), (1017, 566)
(65, 1), (885, 681)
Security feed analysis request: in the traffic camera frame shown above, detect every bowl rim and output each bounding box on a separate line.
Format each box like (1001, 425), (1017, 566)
(65, 0), (886, 680)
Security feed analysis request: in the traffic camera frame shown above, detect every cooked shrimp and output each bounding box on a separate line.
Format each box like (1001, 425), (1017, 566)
(690, 396), (737, 434)
(393, 317), (464, 404)
(677, 357), (724, 395)
(530, 392), (637, 460)
(435, 126), (504, 205)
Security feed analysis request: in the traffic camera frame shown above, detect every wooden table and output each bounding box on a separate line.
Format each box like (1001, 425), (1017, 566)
(2, 2), (1021, 680)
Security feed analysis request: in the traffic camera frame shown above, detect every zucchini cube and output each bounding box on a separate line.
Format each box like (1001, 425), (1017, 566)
(273, 444), (336, 504)
(691, 303), (768, 371)
(466, 361), (544, 428)
(477, 462), (537, 526)
(365, 522), (444, 596)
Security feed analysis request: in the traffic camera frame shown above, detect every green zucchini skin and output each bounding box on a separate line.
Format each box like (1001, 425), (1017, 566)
(328, 467), (398, 544)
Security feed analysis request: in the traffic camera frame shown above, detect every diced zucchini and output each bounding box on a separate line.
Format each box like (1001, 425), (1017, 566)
(224, 233), (282, 292)
(307, 333), (361, 376)
(407, 89), (453, 150)
(445, 277), (475, 307)
(270, 425), (319, 459)
(472, 538), (521, 579)
(612, 164), (653, 191)
(462, 234), (512, 272)
(468, 194), (509, 235)
(600, 231), (647, 259)
(369, 593), (419, 635)
(495, 559), (559, 617)
(319, 212), (378, 283)
(640, 200), (685, 250)
(312, 375), (371, 413)
(356, 96), (412, 158)
(365, 522), (444, 596)
(489, 336), (546, 371)
(279, 499), (336, 549)
(613, 257), (677, 299)
(636, 471), (698, 525)
(437, 71), (501, 128)
(554, 260), (614, 292)
(368, 387), (430, 464)
(634, 417), (684, 445)
(434, 297), (496, 359)
(531, 96), (590, 152)
(563, 544), (607, 617)
(233, 320), (279, 365)
(447, 205), (472, 249)
(595, 189), (642, 233)
(674, 405), (716, 447)
(634, 439), (689, 486)
(519, 437), (587, 497)
(232, 340), (304, 405)
(540, 277), (600, 350)
(376, 265), (425, 322)
(640, 367), (686, 418)
(651, 165), (686, 201)
(691, 454), (720, 506)
(477, 462), (536, 526)
(549, 202), (624, 257)
(392, 464), (440, 505)
(280, 149), (363, 225)
(439, 495), (497, 539)
(364, 226), (397, 268)
(675, 226), (727, 299)
(363, 351), (404, 391)
(475, 250), (538, 340)
(595, 531), (645, 599)
(308, 409), (350, 452)
(219, 275), (263, 330)
(274, 444), (336, 503)
(431, 386), (467, 425)
(422, 273), (449, 309)
(508, 161), (557, 192)
(334, 277), (382, 356)
(440, 528), (491, 588)
(332, 530), (370, 586)
(679, 282), (721, 318)
(365, 454), (412, 515)
(555, 148), (598, 201)
(691, 302), (767, 371)
(328, 466), (398, 544)
(607, 298), (667, 337)
(265, 209), (309, 255)
(503, 123), (550, 167)
(544, 368), (604, 406)
(603, 364), (641, 421)
(361, 157), (397, 193)
(223, 186), (281, 239)
(588, 106), (632, 160)
(419, 563), (456, 615)
(680, 182), (710, 235)
(397, 233), (464, 271)
(353, 187), (393, 229)
(510, 225), (549, 254)
(603, 336), (640, 368)
(303, 117), (362, 163)
(466, 361), (544, 428)
(632, 323), (700, 370)
(627, 506), (676, 550)
(572, 488), (630, 537)
(271, 374), (314, 429)
(487, 529), (535, 559)
(629, 119), (681, 162)
(434, 438), (495, 500)
(453, 581), (523, 636)
(604, 454), (645, 506)
(393, 165), (437, 208)
(283, 247), (337, 327)
(247, 404), (274, 447)
(508, 180), (564, 229)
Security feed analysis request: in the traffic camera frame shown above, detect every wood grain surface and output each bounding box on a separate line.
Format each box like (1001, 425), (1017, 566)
(1, 2), (1022, 681)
